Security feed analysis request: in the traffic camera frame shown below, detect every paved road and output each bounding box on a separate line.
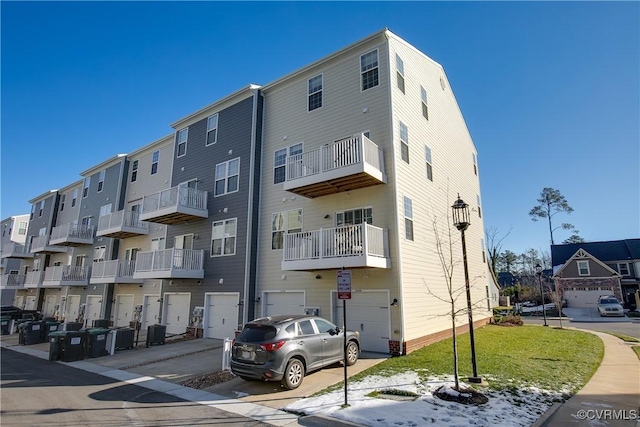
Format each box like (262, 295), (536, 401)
(0, 347), (270, 427)
(523, 316), (640, 339)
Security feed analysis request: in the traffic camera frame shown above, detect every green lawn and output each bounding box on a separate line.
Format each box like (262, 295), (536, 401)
(345, 325), (603, 394)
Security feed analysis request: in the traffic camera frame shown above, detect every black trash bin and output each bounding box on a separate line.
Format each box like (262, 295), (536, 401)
(1, 316), (11, 335)
(43, 321), (61, 341)
(61, 331), (88, 362)
(23, 321), (45, 345)
(48, 331), (66, 361)
(114, 328), (135, 350)
(87, 328), (109, 358)
(64, 322), (83, 331)
(93, 319), (110, 328)
(146, 324), (166, 347)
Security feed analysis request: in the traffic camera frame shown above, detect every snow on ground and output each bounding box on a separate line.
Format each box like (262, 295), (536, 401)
(284, 372), (569, 427)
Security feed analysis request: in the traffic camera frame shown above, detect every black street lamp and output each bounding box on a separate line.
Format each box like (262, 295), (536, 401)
(452, 195), (482, 383)
(535, 263), (548, 326)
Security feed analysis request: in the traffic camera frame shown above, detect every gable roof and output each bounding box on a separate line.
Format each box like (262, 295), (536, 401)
(553, 248), (620, 278)
(551, 239), (640, 267)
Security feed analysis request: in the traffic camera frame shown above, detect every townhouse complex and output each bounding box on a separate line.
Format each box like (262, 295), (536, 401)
(1, 29), (496, 355)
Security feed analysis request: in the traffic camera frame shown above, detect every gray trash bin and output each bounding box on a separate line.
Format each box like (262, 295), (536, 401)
(87, 328), (109, 358)
(115, 328), (135, 350)
(146, 324), (166, 347)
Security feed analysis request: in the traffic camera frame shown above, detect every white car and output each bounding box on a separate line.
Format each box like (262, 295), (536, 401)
(597, 296), (625, 317)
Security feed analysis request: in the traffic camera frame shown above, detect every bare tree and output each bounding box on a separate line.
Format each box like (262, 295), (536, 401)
(485, 226), (511, 279)
(529, 187), (578, 245)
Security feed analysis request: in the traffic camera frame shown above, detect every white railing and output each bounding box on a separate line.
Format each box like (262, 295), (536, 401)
(283, 223), (388, 262)
(91, 260), (136, 279)
(1, 243), (31, 257)
(44, 265), (90, 282)
(286, 133), (384, 181)
(31, 235), (49, 251)
(135, 248), (204, 273)
(1, 274), (26, 288)
(51, 223), (95, 241)
(98, 210), (149, 233)
(25, 271), (44, 286)
(142, 186), (208, 215)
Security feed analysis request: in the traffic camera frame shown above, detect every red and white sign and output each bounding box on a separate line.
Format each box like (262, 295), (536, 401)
(337, 270), (352, 300)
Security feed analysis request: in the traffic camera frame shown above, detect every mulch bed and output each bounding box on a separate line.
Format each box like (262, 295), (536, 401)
(434, 385), (489, 405)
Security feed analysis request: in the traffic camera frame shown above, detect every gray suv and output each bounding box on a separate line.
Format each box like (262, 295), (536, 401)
(230, 314), (360, 389)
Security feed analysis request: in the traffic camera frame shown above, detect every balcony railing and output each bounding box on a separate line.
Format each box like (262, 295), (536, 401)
(133, 248), (204, 279)
(282, 223), (391, 270)
(49, 223), (95, 246)
(42, 265), (90, 287)
(0, 243), (34, 259)
(283, 133), (387, 198)
(30, 235), (67, 254)
(97, 210), (150, 239)
(140, 186), (208, 225)
(24, 271), (44, 288)
(90, 260), (143, 284)
(0, 274), (26, 290)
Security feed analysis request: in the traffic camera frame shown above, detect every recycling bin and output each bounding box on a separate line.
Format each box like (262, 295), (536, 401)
(23, 321), (45, 345)
(61, 331), (88, 362)
(93, 319), (110, 328)
(1, 316), (11, 335)
(48, 331), (66, 361)
(43, 321), (61, 341)
(146, 324), (166, 347)
(87, 328), (109, 358)
(114, 328), (135, 350)
(64, 322), (83, 331)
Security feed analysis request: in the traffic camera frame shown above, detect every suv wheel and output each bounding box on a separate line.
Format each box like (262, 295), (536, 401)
(282, 359), (304, 390)
(346, 341), (359, 366)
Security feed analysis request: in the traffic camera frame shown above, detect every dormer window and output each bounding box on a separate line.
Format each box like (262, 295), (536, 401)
(577, 260), (590, 276)
(618, 263), (630, 276)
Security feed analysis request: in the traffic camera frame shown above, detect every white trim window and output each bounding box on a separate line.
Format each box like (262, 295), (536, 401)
(206, 113), (218, 146)
(211, 218), (237, 256)
(38, 201), (44, 217)
(480, 238), (486, 263)
(131, 160), (138, 182)
(425, 145), (433, 182)
(83, 177), (90, 198)
(17, 221), (27, 236)
(99, 204), (112, 218)
(577, 260), (590, 276)
(59, 194), (66, 212)
(336, 207), (372, 226)
(400, 121), (409, 163)
(274, 143), (303, 184)
(472, 153), (478, 176)
(151, 237), (166, 251)
(404, 196), (414, 241)
(151, 150), (159, 175)
(97, 170), (105, 192)
(177, 128), (188, 157)
(618, 263), (630, 276)
(477, 194), (482, 218)
(396, 54), (405, 93)
(215, 158), (240, 196)
(421, 86), (429, 120)
(93, 246), (106, 263)
(360, 49), (379, 91)
(308, 74), (323, 111)
(72, 189), (78, 207)
(271, 209), (303, 250)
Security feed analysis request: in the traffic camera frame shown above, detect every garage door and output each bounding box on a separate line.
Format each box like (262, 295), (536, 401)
(264, 291), (305, 317)
(164, 293), (191, 335)
(205, 293), (239, 339)
(334, 290), (390, 354)
(115, 294), (135, 327)
(565, 289), (613, 308)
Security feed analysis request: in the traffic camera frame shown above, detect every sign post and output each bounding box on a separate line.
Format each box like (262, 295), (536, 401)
(337, 269), (351, 406)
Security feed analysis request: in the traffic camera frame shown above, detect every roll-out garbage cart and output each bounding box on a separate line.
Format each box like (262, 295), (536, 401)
(114, 328), (135, 350)
(1, 316), (11, 335)
(93, 319), (110, 328)
(43, 321), (61, 341)
(61, 331), (88, 362)
(64, 322), (83, 331)
(87, 328), (110, 358)
(22, 321), (45, 345)
(146, 324), (166, 347)
(48, 331), (66, 361)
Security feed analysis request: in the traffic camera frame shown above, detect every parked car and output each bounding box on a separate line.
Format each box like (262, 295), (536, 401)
(230, 314), (360, 390)
(597, 296), (625, 317)
(0, 306), (41, 321)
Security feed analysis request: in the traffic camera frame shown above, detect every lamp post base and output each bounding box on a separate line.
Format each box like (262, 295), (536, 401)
(467, 376), (483, 384)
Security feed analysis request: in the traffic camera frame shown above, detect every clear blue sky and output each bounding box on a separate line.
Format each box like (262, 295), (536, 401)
(2, 1), (638, 257)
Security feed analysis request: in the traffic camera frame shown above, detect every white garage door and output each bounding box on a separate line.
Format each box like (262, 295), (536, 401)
(205, 293), (239, 339)
(164, 293), (191, 335)
(565, 289), (614, 308)
(264, 291), (305, 317)
(334, 290), (390, 354)
(115, 294), (135, 327)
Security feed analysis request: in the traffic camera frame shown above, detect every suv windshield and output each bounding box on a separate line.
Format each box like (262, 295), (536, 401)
(599, 299), (618, 305)
(237, 324), (277, 342)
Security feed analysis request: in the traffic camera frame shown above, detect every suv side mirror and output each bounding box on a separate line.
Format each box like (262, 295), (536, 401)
(335, 327), (341, 335)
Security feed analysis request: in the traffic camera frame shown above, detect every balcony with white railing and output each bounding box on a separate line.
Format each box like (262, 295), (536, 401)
(24, 271), (44, 288)
(140, 186), (208, 225)
(90, 260), (143, 284)
(0, 243), (34, 259)
(0, 274), (26, 290)
(30, 235), (68, 254)
(133, 248), (204, 279)
(97, 210), (150, 239)
(283, 133), (387, 198)
(49, 223), (95, 246)
(282, 223), (391, 271)
(42, 265), (91, 287)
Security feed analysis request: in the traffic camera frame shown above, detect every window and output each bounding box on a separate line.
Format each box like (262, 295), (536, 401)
(421, 86), (429, 119)
(336, 207), (372, 226)
(93, 246), (106, 263)
(425, 145), (433, 182)
(400, 122), (409, 163)
(151, 151), (159, 175)
(125, 248), (140, 261)
(298, 320), (315, 336)
(59, 194), (66, 212)
(618, 263), (630, 276)
(360, 49), (379, 91)
(480, 238), (486, 263)
(215, 158), (240, 196)
(38, 201), (44, 217)
(97, 170), (105, 192)
(396, 54), (405, 93)
(472, 153), (478, 176)
(308, 74), (323, 111)
(177, 128), (188, 157)
(404, 196), (413, 241)
(477, 194), (482, 218)
(83, 177), (90, 198)
(274, 143), (303, 184)
(131, 160), (138, 182)
(81, 216), (91, 228)
(211, 218), (237, 256)
(72, 189), (78, 207)
(17, 221), (27, 236)
(577, 260), (590, 276)
(30, 204), (35, 220)
(151, 237), (165, 251)
(272, 209), (303, 250)
(99, 204), (112, 218)
(206, 114), (218, 146)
